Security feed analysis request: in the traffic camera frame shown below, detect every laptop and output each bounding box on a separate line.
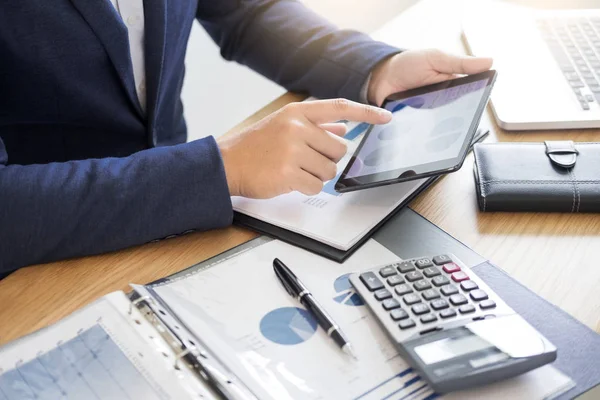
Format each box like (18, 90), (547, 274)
(462, 0), (600, 130)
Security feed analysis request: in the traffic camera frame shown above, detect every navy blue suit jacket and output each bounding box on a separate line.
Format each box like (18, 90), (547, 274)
(0, 0), (398, 274)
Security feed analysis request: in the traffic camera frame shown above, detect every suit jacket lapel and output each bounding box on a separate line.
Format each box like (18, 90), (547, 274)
(143, 0), (168, 140)
(70, 0), (144, 118)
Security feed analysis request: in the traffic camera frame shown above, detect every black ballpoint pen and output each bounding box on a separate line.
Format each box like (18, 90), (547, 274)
(273, 258), (357, 359)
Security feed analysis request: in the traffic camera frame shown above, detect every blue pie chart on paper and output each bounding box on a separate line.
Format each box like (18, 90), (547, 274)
(259, 307), (318, 345)
(333, 273), (365, 306)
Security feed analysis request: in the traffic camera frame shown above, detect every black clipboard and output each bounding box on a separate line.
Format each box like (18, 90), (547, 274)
(233, 128), (489, 263)
(233, 175), (438, 263)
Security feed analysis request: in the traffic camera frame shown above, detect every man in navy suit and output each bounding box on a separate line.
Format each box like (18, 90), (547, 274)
(0, 1), (491, 275)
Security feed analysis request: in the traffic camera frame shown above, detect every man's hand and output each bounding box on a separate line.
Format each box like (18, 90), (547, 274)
(217, 99), (392, 198)
(367, 49), (494, 106)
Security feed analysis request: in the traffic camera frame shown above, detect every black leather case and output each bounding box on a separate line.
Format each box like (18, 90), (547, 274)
(473, 141), (600, 212)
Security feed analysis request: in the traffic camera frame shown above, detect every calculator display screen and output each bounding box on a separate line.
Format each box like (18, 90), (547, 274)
(414, 334), (494, 365)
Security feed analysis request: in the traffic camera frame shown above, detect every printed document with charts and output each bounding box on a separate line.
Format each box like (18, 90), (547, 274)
(0, 238), (574, 399)
(0, 292), (215, 400)
(232, 120), (429, 251)
(142, 238), (574, 400)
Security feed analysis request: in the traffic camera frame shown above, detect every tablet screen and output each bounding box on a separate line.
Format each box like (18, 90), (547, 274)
(337, 72), (495, 191)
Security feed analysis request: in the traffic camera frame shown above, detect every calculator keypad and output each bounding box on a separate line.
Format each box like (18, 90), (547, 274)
(390, 309), (409, 321)
(374, 289), (392, 301)
(355, 255), (502, 339)
(382, 298), (401, 310)
(394, 284), (413, 296)
(403, 293), (421, 305)
(459, 304), (476, 314)
(449, 294), (468, 306)
(413, 279), (432, 291)
(442, 263), (461, 273)
(440, 284), (458, 296)
(470, 289), (489, 301)
(359, 272), (384, 291)
(397, 261), (415, 273)
(440, 308), (457, 318)
(480, 299), (497, 309)
(432, 275), (449, 287)
(379, 265), (397, 277)
(387, 275), (405, 286)
(431, 299), (448, 310)
(411, 304), (430, 315)
(432, 255), (451, 265)
(460, 280), (478, 291)
(423, 267), (441, 278)
(422, 289), (440, 301)
(451, 271), (470, 282)
(415, 258), (433, 269)
(405, 271), (423, 282)
(420, 314), (437, 324)
(399, 319), (416, 330)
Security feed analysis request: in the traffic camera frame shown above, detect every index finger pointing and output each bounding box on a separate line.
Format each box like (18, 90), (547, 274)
(300, 99), (392, 125)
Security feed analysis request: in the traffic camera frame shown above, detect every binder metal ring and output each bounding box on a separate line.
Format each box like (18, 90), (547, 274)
(128, 295), (153, 315)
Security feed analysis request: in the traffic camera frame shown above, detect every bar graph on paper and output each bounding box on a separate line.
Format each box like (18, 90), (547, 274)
(0, 324), (167, 400)
(354, 368), (439, 400)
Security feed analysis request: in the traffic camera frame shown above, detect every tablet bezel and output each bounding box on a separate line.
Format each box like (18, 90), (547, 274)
(334, 70), (497, 193)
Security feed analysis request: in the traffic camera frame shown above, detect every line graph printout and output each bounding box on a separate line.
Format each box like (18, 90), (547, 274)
(0, 324), (164, 400)
(0, 293), (199, 400)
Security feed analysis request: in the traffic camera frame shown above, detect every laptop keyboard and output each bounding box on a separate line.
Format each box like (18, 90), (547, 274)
(537, 16), (600, 110)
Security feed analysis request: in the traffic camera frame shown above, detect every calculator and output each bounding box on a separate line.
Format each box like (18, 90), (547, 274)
(349, 254), (557, 394)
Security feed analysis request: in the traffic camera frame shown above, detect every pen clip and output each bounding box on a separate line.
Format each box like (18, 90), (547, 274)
(273, 259), (296, 297)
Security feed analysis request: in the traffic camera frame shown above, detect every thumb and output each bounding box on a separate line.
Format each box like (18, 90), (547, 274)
(462, 56), (493, 74)
(429, 50), (493, 75)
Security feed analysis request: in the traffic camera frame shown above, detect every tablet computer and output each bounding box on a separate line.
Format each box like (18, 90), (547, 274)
(335, 70), (497, 193)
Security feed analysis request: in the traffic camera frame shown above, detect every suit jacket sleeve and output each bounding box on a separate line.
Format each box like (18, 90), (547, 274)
(197, 0), (400, 102)
(0, 136), (233, 275)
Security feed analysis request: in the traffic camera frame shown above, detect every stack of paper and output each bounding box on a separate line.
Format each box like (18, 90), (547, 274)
(232, 122), (429, 250)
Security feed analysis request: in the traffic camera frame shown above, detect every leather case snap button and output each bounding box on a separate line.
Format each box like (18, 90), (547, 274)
(545, 140), (578, 168)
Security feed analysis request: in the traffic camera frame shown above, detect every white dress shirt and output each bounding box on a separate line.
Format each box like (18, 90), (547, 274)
(109, 0), (147, 113)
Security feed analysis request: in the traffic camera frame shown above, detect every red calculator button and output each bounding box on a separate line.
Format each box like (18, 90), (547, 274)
(451, 271), (470, 282)
(442, 263), (461, 274)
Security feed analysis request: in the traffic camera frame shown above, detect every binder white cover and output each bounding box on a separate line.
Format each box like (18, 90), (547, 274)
(0, 291), (249, 400)
(143, 238), (574, 400)
(0, 238), (575, 400)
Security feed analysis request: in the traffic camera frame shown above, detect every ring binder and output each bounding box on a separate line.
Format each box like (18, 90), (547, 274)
(174, 348), (192, 369)
(128, 295), (152, 315)
(129, 285), (258, 400)
(2, 235), (592, 400)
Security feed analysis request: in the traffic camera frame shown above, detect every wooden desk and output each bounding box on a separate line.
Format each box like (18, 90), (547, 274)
(1, 0), (599, 347)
